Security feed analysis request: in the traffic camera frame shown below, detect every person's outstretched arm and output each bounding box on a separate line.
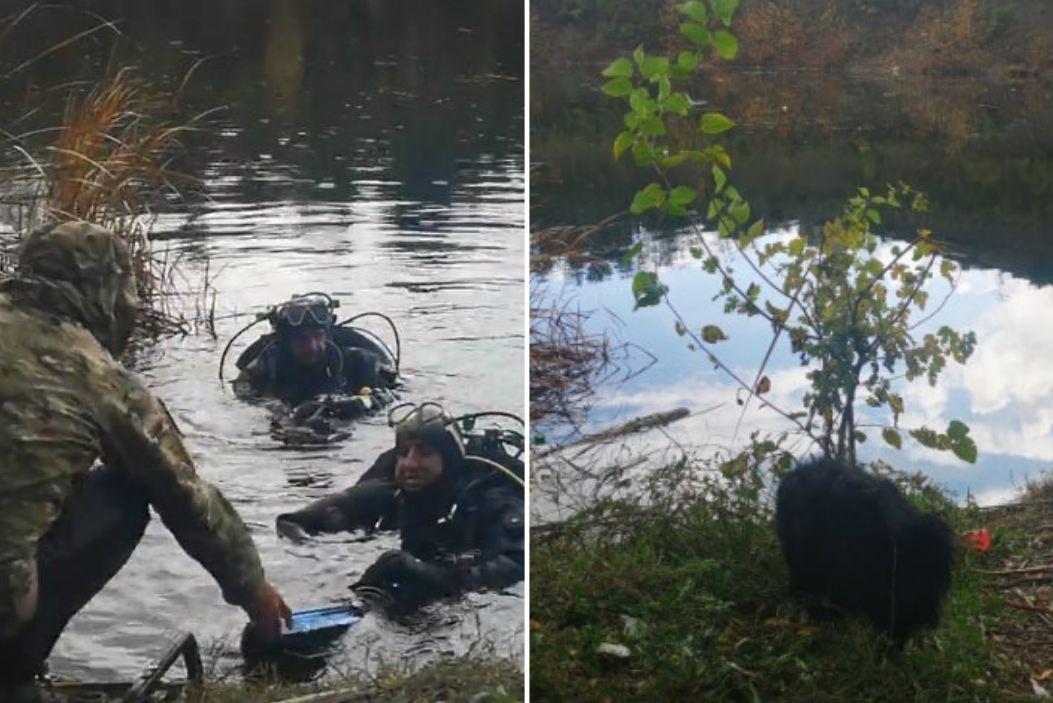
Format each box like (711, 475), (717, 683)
(276, 448), (400, 537)
(98, 369), (290, 636)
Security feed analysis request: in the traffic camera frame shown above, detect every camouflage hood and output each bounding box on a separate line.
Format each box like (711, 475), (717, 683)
(1, 222), (139, 356)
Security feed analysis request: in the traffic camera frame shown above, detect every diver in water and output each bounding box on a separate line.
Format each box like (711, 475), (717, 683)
(229, 293), (399, 408)
(275, 403), (524, 610)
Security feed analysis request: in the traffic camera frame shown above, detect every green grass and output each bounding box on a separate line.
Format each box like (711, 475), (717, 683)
(531, 467), (1037, 702)
(193, 655), (523, 702)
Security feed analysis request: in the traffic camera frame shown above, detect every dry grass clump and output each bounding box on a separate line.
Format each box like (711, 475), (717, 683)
(530, 285), (614, 426)
(530, 216), (634, 427)
(1, 22), (218, 337)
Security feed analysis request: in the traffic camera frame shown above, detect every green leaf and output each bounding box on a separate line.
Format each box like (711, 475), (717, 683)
(665, 92), (691, 115)
(622, 241), (644, 265)
(701, 112), (736, 134)
(677, 51), (699, 72)
(680, 22), (710, 46)
(660, 153), (687, 168)
(631, 271), (668, 308)
(703, 145), (732, 169)
(712, 30), (739, 60)
(630, 182), (666, 215)
(909, 427), (940, 449)
(947, 420), (970, 440)
(657, 76), (671, 101)
(669, 185), (697, 206)
(712, 165), (727, 193)
(613, 131), (633, 159)
(677, 0), (708, 23)
(951, 436), (978, 464)
(602, 57), (633, 78)
(641, 115), (667, 136)
(729, 199), (750, 226)
(640, 56), (671, 80)
(631, 141), (655, 165)
(882, 428), (902, 449)
(712, 0), (740, 25)
(602, 77), (633, 97)
(702, 325), (727, 343)
(630, 88), (654, 115)
(745, 219), (765, 242)
(631, 270), (655, 296)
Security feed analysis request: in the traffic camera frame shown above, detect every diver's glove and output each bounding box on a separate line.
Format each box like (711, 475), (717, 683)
(351, 550), (461, 606)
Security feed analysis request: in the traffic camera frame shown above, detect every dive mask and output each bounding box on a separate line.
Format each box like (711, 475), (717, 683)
(388, 402), (466, 458)
(273, 292), (338, 333)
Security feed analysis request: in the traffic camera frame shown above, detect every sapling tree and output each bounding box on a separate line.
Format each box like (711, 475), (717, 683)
(602, 0), (978, 468)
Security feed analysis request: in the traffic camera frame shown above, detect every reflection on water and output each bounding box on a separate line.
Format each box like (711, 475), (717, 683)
(3, 0), (523, 683)
(532, 68), (1053, 282)
(532, 59), (1053, 517)
(538, 229), (1053, 515)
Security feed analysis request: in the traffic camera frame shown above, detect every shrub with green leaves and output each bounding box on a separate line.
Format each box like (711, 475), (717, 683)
(602, 0), (977, 467)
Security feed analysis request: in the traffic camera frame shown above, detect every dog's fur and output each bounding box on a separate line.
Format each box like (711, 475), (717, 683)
(775, 457), (954, 644)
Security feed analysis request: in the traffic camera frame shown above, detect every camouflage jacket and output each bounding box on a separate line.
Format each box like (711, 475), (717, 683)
(0, 223), (265, 628)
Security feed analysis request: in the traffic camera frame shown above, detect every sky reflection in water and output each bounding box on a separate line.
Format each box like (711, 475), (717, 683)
(544, 227), (1053, 508)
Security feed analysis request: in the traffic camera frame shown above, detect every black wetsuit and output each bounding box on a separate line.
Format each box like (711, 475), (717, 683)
(234, 333), (393, 405)
(277, 439), (524, 607)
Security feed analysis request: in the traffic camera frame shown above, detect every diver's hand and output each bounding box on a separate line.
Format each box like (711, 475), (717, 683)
(351, 550), (460, 598)
(245, 581), (292, 640)
(291, 400), (326, 422)
(276, 515), (312, 542)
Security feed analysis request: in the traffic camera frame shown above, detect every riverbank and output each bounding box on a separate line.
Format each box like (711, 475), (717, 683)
(531, 458), (1053, 701)
(195, 655), (522, 702)
(532, 0), (1053, 78)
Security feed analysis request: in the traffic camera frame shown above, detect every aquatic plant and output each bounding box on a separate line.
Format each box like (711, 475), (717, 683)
(602, 0), (977, 467)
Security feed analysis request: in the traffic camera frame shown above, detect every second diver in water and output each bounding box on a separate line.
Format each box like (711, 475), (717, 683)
(226, 293), (401, 443)
(275, 402), (524, 610)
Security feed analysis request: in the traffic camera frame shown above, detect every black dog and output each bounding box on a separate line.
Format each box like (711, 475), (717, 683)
(775, 457), (954, 645)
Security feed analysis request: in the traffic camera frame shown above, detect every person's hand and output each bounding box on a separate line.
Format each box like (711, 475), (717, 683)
(275, 516), (311, 542)
(351, 550), (460, 605)
(291, 400), (325, 422)
(244, 580), (292, 640)
(352, 550), (407, 588)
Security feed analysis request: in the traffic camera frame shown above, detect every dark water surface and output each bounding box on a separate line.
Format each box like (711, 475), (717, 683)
(533, 64), (1053, 515)
(2, 1), (524, 682)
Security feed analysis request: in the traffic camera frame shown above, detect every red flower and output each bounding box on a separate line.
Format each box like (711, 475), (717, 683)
(963, 527), (992, 553)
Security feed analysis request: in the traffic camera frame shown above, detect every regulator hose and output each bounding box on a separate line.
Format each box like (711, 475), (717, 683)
(218, 315), (269, 382)
(337, 311), (401, 373)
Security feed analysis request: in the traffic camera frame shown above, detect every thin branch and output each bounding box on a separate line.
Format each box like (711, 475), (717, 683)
(731, 273), (810, 445)
(909, 268), (960, 331)
(650, 164), (777, 327)
(665, 295), (828, 451)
